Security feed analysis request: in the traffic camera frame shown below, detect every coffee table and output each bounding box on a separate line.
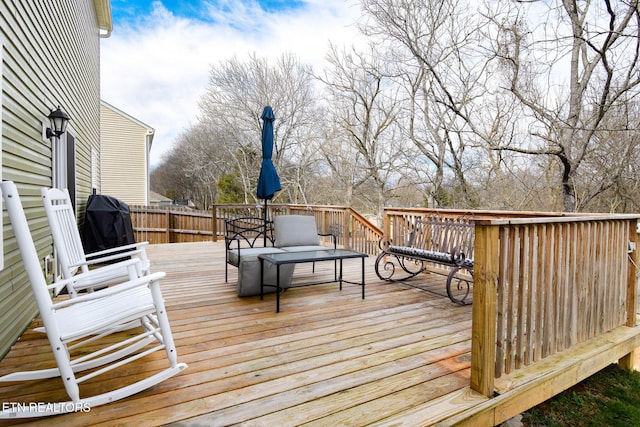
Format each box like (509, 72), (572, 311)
(259, 249), (368, 312)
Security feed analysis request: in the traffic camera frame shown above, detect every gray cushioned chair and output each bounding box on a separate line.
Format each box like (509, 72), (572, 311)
(224, 217), (294, 297)
(274, 215), (336, 252)
(274, 215), (337, 277)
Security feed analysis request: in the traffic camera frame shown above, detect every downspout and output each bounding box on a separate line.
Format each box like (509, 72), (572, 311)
(146, 130), (155, 205)
(94, 0), (113, 38)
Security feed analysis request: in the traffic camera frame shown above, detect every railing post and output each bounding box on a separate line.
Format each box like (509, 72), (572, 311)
(619, 219), (638, 370)
(471, 222), (499, 397)
(343, 210), (350, 250)
(383, 209), (391, 241)
(211, 205), (218, 242)
(625, 218), (638, 328)
(165, 210), (171, 243)
(322, 209), (328, 235)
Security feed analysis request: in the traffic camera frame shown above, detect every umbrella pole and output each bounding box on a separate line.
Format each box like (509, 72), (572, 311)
(264, 198), (268, 247)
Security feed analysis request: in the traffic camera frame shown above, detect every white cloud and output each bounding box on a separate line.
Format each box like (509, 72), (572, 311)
(100, 0), (363, 166)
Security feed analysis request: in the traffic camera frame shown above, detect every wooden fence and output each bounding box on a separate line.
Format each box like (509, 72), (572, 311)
(471, 216), (639, 395)
(129, 205), (214, 244)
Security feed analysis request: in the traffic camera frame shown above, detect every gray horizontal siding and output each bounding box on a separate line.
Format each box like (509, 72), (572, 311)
(100, 104), (151, 205)
(0, 0), (103, 358)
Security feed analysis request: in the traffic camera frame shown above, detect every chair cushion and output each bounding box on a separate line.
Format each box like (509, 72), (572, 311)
(237, 251), (295, 297)
(280, 245), (329, 253)
(274, 215), (320, 248)
(227, 247), (285, 266)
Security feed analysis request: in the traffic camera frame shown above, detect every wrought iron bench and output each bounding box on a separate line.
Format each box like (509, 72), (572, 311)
(374, 214), (475, 305)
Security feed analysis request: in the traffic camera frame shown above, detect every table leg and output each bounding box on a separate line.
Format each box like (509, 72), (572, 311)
(361, 256), (365, 299)
(276, 264), (281, 313)
(339, 259), (343, 290)
(260, 258), (264, 300)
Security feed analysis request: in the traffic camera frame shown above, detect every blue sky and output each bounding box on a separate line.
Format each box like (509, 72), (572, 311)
(110, 0), (306, 22)
(100, 0), (362, 167)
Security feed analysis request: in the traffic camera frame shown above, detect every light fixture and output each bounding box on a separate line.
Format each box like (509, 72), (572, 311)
(46, 106), (71, 139)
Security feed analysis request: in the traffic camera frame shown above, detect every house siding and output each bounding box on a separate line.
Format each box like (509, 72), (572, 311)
(100, 102), (152, 205)
(0, 0), (105, 358)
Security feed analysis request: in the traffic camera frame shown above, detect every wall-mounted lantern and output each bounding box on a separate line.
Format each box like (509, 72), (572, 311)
(45, 106), (71, 139)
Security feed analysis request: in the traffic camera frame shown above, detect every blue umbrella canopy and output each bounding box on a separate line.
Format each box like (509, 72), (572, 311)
(256, 106), (281, 200)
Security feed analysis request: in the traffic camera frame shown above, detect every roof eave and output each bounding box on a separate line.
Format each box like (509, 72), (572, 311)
(94, 0), (113, 38)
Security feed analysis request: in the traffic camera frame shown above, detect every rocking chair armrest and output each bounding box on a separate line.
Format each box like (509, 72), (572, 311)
(72, 258), (146, 292)
(52, 271), (166, 310)
(73, 249), (145, 268)
(50, 258), (144, 294)
(85, 242), (149, 260)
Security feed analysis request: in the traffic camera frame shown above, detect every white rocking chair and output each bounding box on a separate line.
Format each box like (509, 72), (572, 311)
(0, 181), (187, 418)
(41, 186), (151, 298)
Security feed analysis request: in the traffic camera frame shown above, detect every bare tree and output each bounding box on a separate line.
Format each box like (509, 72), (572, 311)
(150, 152), (194, 201)
(488, 0), (640, 211)
(359, 0), (519, 208)
(153, 1), (640, 214)
(317, 42), (405, 216)
(571, 103), (640, 212)
(150, 121), (236, 209)
(197, 52), (322, 205)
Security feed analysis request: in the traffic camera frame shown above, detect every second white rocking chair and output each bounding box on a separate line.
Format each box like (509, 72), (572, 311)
(0, 181), (187, 418)
(41, 186), (151, 297)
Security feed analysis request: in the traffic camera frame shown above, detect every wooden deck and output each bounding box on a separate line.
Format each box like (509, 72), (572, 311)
(1, 241), (637, 426)
(0, 241), (485, 426)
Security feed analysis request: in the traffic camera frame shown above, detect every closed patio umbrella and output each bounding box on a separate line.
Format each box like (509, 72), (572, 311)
(256, 106), (281, 244)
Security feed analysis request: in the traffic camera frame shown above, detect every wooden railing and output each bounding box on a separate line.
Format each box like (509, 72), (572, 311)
(380, 206), (597, 239)
(287, 205), (381, 254)
(130, 203), (639, 401)
(382, 206), (640, 398)
(129, 204), (383, 255)
(472, 215), (638, 396)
